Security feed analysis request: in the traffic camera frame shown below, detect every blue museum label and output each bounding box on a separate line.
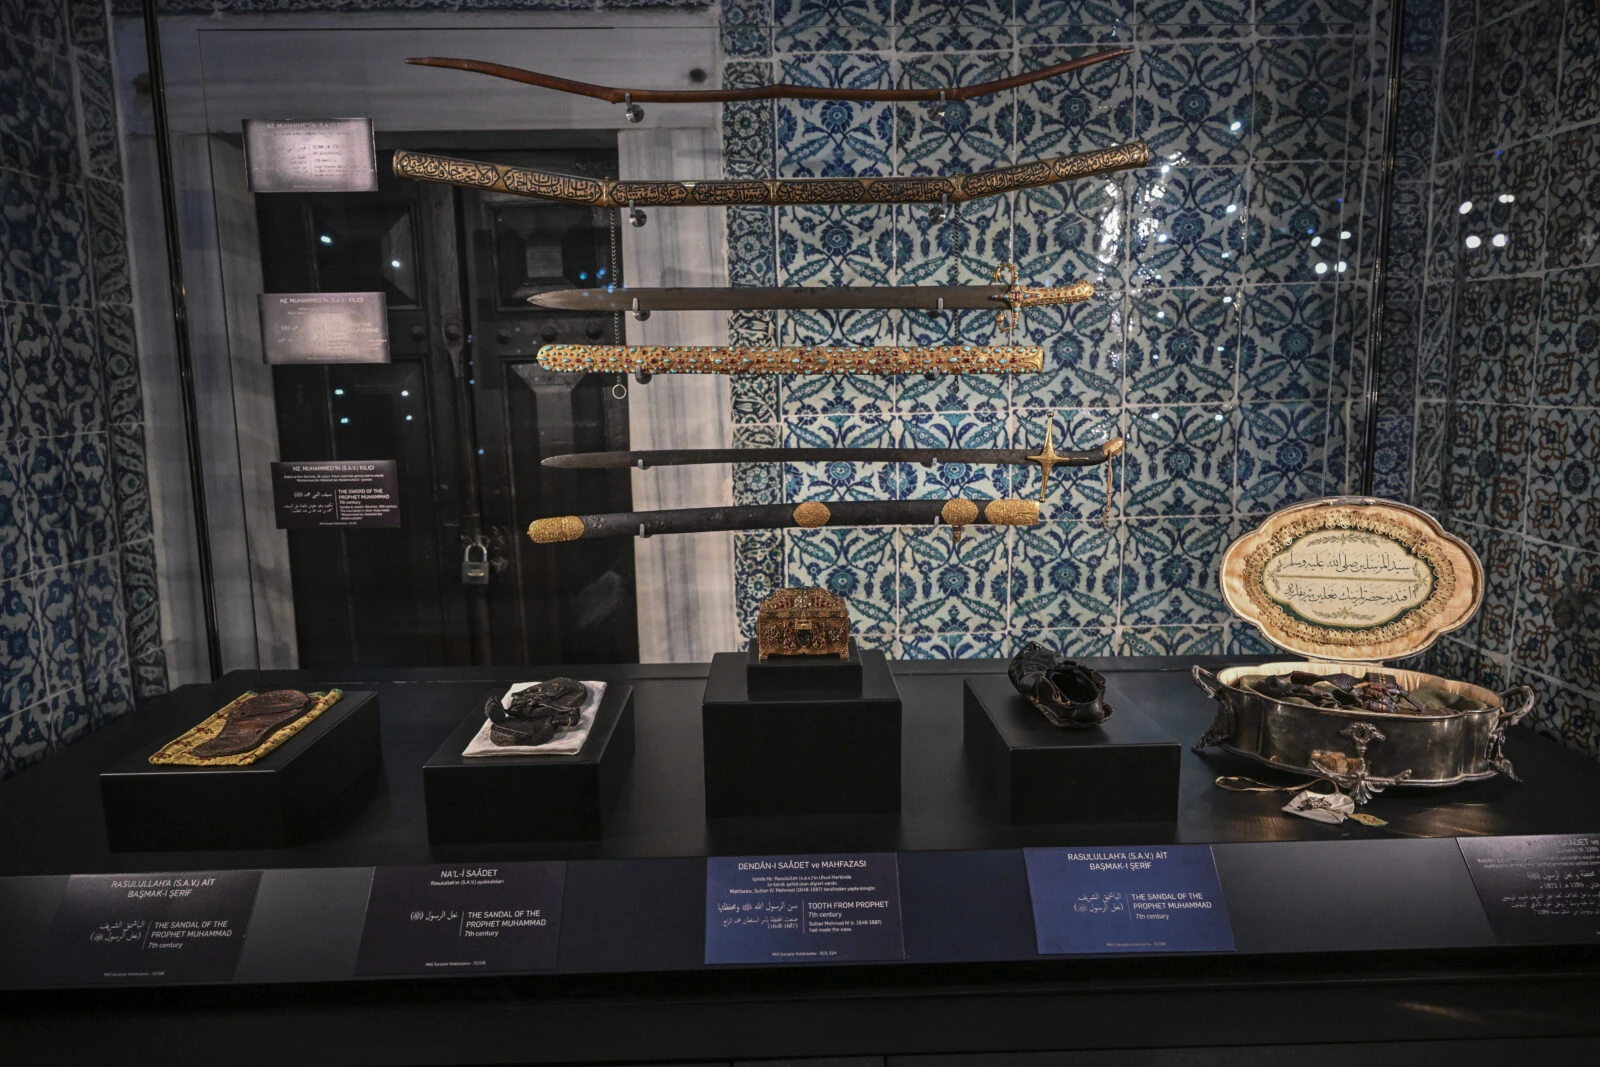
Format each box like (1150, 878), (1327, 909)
(1024, 845), (1234, 955)
(705, 852), (905, 965)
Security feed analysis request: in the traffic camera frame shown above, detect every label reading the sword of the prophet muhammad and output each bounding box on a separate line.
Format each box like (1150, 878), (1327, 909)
(1261, 529), (1434, 629)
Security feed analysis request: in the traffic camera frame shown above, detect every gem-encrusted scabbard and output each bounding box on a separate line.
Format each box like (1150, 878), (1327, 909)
(392, 142), (1150, 209)
(537, 344), (1044, 375)
(527, 499), (1041, 542)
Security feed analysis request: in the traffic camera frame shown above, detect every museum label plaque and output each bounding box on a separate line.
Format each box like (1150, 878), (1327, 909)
(39, 870), (262, 985)
(704, 853), (905, 965)
(272, 460), (401, 529)
(354, 862), (567, 976)
(1024, 845), (1234, 955)
(244, 118), (378, 193)
(1459, 834), (1600, 944)
(259, 293), (390, 365)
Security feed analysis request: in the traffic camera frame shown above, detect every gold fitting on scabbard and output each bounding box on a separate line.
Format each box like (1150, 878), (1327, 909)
(984, 499), (1040, 526)
(793, 502), (832, 528)
(941, 499), (980, 526)
(1104, 436), (1125, 457)
(528, 515), (585, 543)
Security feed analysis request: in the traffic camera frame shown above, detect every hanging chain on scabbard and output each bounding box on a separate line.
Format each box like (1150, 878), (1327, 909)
(609, 205), (626, 399)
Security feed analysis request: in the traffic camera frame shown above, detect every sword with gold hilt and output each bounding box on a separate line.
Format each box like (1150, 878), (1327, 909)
(544, 426), (1119, 503)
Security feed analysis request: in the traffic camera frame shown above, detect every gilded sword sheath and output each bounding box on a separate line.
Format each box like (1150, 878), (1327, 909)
(393, 142), (1151, 209)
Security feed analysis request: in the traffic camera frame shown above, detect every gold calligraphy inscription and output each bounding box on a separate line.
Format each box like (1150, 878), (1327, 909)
(1241, 512), (1456, 647)
(1261, 530), (1434, 628)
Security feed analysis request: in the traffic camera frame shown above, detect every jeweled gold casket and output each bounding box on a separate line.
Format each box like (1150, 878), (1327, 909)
(755, 587), (851, 660)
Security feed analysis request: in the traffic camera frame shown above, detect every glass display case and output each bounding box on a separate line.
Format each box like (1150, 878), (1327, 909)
(0, 0), (1597, 1062)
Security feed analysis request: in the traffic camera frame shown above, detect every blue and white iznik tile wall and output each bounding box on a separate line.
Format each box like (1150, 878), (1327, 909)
(722, 0), (1392, 658)
(1399, 0), (1600, 761)
(0, 0), (166, 779)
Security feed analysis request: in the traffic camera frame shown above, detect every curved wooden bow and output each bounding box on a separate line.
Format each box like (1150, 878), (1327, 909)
(407, 47), (1133, 104)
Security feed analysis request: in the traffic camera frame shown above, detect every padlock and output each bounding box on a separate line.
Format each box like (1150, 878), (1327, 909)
(461, 540), (489, 585)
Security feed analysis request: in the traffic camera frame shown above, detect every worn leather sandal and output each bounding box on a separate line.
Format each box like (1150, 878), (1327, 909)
(1007, 641), (1114, 728)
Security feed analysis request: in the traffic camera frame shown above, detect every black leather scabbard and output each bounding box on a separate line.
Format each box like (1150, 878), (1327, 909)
(526, 498), (1040, 542)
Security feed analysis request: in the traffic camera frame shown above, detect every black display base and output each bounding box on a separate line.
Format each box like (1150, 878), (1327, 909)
(422, 684), (635, 843)
(99, 690), (381, 851)
(745, 638), (863, 699)
(703, 648), (901, 817)
(962, 675), (1180, 824)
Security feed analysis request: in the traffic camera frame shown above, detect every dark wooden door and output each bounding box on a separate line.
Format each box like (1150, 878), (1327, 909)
(258, 164), (476, 668)
(257, 144), (636, 668)
(460, 148), (637, 665)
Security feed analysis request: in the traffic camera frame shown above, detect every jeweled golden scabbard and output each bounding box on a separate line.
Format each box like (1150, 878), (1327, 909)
(537, 344), (1044, 375)
(392, 142), (1150, 209)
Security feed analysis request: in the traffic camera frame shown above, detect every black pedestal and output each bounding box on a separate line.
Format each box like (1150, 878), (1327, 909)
(99, 690), (381, 851)
(422, 684), (635, 843)
(745, 639), (863, 699)
(703, 648), (901, 817)
(962, 675), (1180, 824)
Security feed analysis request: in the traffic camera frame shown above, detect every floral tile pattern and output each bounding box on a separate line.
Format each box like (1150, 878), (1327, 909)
(1525, 407), (1600, 550)
(1408, 0), (1600, 764)
(1, 0), (162, 777)
(1253, 36), (1358, 161)
(1125, 285), (1238, 403)
(1119, 515), (1231, 624)
(1236, 401), (1328, 512)
(695, 0), (1569, 777)
(1239, 283), (1332, 400)
(1129, 164), (1246, 286)
(1136, 44), (1252, 162)
(1124, 405), (1235, 515)
(1247, 161), (1354, 283)
(1537, 266), (1600, 406)
(1543, 124), (1600, 271)
(1011, 520), (1121, 630)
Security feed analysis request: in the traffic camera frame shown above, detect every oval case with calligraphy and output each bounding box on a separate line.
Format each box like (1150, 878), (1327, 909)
(1221, 497), (1481, 662)
(1195, 498), (1536, 798)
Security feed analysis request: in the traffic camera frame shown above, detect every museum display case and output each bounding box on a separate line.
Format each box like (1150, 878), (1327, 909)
(1, 0), (1598, 1063)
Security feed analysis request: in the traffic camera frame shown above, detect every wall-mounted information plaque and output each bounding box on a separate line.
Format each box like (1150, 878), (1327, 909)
(259, 293), (389, 365)
(38, 870), (261, 985)
(272, 460), (400, 529)
(354, 863), (567, 977)
(244, 118), (378, 193)
(1024, 845), (1234, 956)
(704, 853), (905, 965)
(1459, 834), (1600, 944)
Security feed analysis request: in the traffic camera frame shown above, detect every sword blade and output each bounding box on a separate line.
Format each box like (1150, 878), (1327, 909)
(541, 442), (1121, 470)
(544, 448), (1031, 469)
(528, 286), (1013, 312)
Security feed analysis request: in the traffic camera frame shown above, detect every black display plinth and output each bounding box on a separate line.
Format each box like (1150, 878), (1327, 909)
(703, 648), (901, 817)
(422, 684), (635, 843)
(745, 639), (863, 699)
(962, 675), (1180, 823)
(99, 690), (381, 851)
